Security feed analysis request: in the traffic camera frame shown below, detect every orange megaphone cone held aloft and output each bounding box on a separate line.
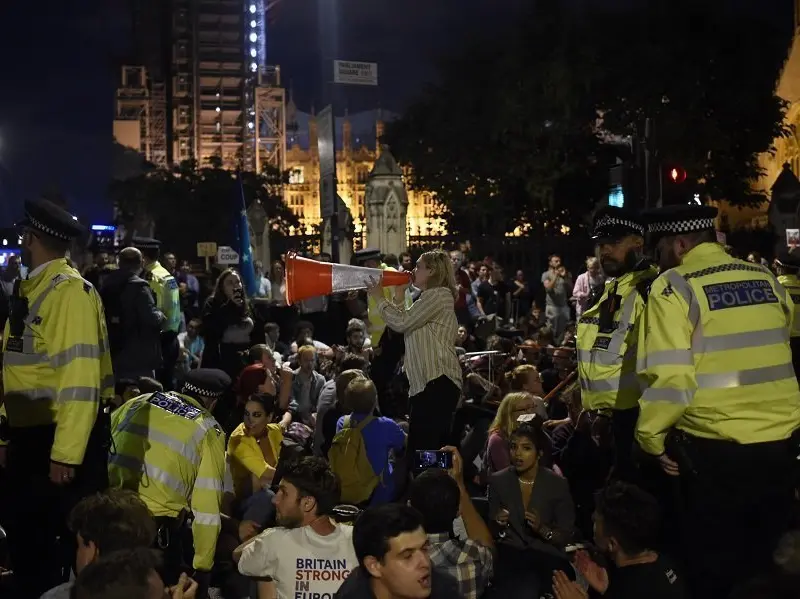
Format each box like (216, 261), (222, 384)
(285, 252), (410, 305)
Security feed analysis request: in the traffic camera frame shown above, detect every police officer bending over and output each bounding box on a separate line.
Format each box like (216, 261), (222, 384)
(636, 204), (800, 599)
(108, 368), (230, 599)
(576, 206), (658, 480)
(1, 199), (114, 599)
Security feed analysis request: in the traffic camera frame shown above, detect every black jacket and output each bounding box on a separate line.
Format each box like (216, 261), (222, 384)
(101, 268), (165, 380)
(333, 566), (462, 599)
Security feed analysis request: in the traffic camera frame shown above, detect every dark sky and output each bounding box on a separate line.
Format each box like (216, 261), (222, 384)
(0, 0), (790, 224)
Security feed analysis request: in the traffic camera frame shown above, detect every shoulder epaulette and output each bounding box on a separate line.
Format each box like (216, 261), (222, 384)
(636, 278), (654, 304)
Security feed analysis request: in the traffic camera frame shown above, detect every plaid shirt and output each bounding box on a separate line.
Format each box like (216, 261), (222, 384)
(427, 532), (494, 599)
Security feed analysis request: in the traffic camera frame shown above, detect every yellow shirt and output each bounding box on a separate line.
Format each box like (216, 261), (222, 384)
(227, 422), (283, 499)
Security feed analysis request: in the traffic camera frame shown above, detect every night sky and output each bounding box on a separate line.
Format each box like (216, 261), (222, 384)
(0, 0), (790, 224)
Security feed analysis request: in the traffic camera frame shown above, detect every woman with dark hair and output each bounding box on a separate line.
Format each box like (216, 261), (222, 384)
(488, 421), (577, 599)
(200, 269), (255, 380)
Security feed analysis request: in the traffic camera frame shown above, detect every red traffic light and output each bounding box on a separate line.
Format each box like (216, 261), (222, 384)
(668, 167), (687, 183)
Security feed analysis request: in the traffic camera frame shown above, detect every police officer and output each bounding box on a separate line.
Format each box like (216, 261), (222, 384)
(132, 237), (180, 390)
(775, 249), (800, 378)
(636, 204), (800, 599)
(1, 199), (114, 599)
(108, 368), (229, 598)
(576, 206), (658, 480)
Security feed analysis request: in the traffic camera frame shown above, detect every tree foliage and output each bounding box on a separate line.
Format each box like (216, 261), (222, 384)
(589, 0), (790, 207)
(109, 159), (299, 260)
(384, 0), (790, 236)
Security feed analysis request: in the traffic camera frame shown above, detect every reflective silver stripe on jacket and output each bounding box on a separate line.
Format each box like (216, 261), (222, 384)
(109, 453), (190, 497)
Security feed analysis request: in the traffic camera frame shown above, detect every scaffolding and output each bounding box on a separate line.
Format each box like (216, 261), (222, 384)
(114, 66), (151, 159)
(149, 80), (168, 168)
(254, 66), (287, 175)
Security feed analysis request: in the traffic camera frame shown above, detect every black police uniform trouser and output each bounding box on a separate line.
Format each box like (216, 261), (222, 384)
(791, 337), (800, 382)
(674, 434), (795, 599)
(158, 331), (180, 391)
(609, 407), (639, 482)
(5, 416), (109, 599)
(154, 515), (212, 599)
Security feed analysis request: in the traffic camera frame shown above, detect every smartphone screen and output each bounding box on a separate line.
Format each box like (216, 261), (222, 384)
(415, 450), (453, 471)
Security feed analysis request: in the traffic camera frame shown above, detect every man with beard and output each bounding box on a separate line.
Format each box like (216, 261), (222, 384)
(1, 199), (114, 599)
(636, 204), (800, 599)
(236, 457), (358, 599)
(576, 206), (658, 481)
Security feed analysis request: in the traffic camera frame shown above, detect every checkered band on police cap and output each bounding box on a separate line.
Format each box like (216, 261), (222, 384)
(648, 217), (715, 235)
(27, 213), (72, 241)
(182, 382), (225, 398)
(594, 214), (645, 236)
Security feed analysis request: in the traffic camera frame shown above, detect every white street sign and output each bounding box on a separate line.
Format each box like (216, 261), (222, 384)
(216, 245), (240, 265)
(333, 60), (378, 86)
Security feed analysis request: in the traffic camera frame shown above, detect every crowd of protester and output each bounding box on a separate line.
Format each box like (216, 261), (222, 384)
(1, 235), (799, 599)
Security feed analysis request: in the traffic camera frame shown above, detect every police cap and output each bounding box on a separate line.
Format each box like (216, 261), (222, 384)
(354, 248), (381, 264)
(131, 236), (162, 251)
(591, 206), (646, 241)
(19, 199), (86, 241)
(181, 369), (231, 400)
(643, 204), (718, 241)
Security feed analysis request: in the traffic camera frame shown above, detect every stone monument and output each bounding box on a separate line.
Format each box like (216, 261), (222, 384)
(365, 146), (409, 256)
(322, 194), (354, 264)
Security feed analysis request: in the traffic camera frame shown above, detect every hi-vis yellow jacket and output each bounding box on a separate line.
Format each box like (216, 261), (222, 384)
(1, 259), (114, 463)
(577, 264), (659, 412)
(145, 261), (180, 334)
(636, 243), (800, 455)
(108, 391), (226, 571)
(778, 274), (800, 338)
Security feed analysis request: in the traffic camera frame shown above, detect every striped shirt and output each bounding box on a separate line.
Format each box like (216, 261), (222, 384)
(377, 287), (463, 396)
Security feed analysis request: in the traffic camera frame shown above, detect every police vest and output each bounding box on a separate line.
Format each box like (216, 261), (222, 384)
(1, 259), (114, 464)
(577, 264), (658, 412)
(778, 274), (800, 338)
(636, 242), (800, 455)
(145, 261), (180, 333)
(108, 391), (226, 571)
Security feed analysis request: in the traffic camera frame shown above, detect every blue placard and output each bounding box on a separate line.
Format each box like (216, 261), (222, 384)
(148, 392), (201, 420)
(702, 280), (778, 311)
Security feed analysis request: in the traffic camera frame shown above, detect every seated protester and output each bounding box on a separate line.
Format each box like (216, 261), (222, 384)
(235, 457), (358, 599)
(227, 392), (283, 537)
(340, 321), (374, 362)
(331, 378), (406, 506)
(335, 503), (461, 599)
(289, 345), (326, 426)
(249, 342), (283, 370)
(347, 318), (373, 348)
(231, 363), (292, 435)
(485, 392), (544, 476)
(488, 422), (577, 599)
(506, 364), (546, 399)
(314, 357), (370, 457)
(408, 447), (494, 599)
(40, 490), (156, 599)
(72, 547), (189, 599)
(264, 321), (290, 358)
(289, 320), (334, 356)
(552, 482), (687, 599)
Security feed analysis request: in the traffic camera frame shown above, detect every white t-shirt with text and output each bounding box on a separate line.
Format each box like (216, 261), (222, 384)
(238, 522), (358, 599)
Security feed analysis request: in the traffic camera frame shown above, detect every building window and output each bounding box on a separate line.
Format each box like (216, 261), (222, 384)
(176, 42), (188, 60)
(423, 193), (433, 207)
(357, 168), (368, 183)
(176, 76), (189, 94)
(289, 167), (304, 184)
(178, 107), (190, 126)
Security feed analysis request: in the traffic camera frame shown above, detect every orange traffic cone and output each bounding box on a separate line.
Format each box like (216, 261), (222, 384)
(285, 252), (411, 305)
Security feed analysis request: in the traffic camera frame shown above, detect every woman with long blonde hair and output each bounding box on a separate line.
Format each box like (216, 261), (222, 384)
(366, 249), (463, 456)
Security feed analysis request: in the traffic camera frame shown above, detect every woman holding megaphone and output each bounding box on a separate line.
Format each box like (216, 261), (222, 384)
(365, 249), (463, 457)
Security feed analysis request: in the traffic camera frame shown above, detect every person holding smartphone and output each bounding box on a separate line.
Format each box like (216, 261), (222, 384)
(366, 249), (463, 456)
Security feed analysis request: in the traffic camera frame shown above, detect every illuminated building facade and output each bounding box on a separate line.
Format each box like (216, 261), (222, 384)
(282, 104), (444, 239)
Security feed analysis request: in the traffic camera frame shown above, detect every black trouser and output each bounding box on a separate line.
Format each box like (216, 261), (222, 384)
(158, 331), (180, 391)
(609, 407), (639, 482)
(6, 416), (109, 599)
(675, 433), (795, 599)
(791, 337), (800, 382)
(407, 376), (461, 462)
